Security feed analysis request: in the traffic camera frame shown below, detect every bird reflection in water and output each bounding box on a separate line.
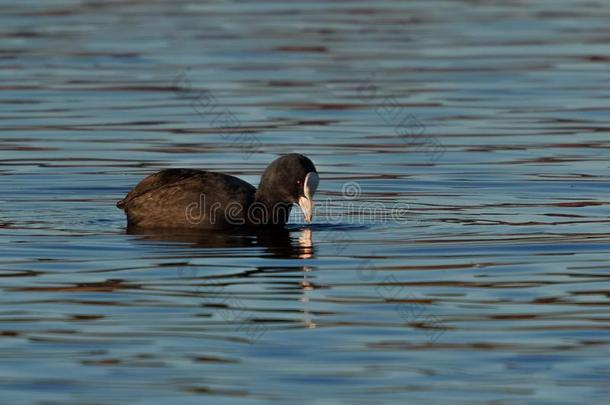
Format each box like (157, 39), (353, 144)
(127, 226), (317, 331)
(126, 225), (314, 259)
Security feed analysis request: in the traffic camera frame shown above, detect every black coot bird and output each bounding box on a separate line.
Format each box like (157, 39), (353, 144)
(117, 154), (319, 230)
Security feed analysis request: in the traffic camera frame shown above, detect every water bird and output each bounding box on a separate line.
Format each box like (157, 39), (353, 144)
(117, 154), (319, 230)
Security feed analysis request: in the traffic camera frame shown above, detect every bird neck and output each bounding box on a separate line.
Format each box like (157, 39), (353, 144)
(252, 190), (293, 226)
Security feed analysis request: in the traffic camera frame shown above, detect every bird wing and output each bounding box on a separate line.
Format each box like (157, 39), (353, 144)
(116, 169), (202, 210)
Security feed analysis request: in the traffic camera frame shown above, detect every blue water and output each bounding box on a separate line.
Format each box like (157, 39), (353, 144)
(2, 0), (610, 403)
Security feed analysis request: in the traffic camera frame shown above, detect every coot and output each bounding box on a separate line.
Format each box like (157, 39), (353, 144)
(117, 154), (319, 229)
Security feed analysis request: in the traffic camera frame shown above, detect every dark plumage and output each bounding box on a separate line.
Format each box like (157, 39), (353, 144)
(117, 154), (319, 230)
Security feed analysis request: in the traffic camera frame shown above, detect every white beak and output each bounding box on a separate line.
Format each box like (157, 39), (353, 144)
(298, 196), (314, 223)
(298, 172), (319, 223)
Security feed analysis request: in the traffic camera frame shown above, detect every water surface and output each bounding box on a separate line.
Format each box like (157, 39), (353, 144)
(2, 0), (610, 403)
